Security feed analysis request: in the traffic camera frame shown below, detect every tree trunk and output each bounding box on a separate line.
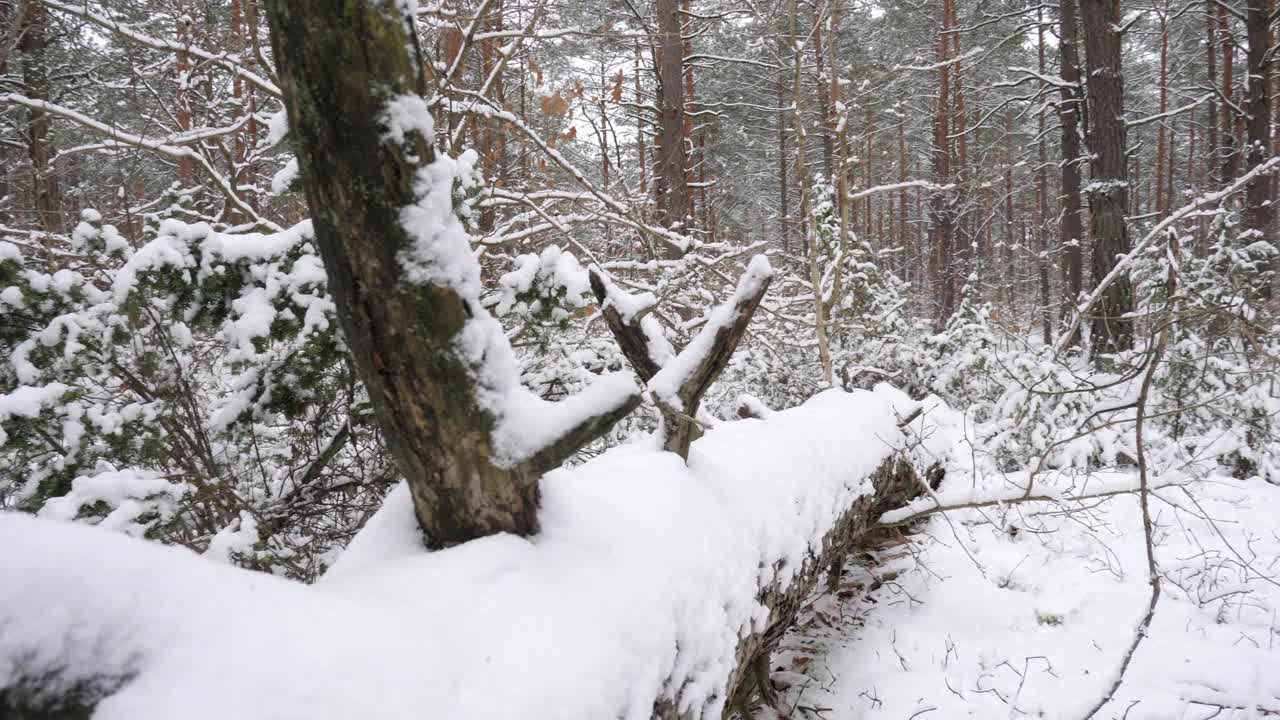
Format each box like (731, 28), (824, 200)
(1220, 2), (1237, 183)
(684, 455), (930, 718)
(945, 0), (968, 279)
(1037, 7), (1053, 347)
(812, 9), (834, 181)
(790, 0), (830, 384)
(654, 0), (689, 239)
(19, 0), (62, 232)
(930, 3), (955, 328)
(777, 73), (790, 253)
(1058, 0), (1085, 344)
(1080, 0), (1134, 361)
(1207, 0), (1219, 191)
(1244, 0), (1275, 296)
(266, 0), (638, 549)
(1155, 9), (1168, 215)
(635, 39), (647, 198)
(175, 2), (195, 184)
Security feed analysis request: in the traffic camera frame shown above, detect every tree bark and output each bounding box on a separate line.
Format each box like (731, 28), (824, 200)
(777, 72), (790, 253)
(174, 1), (195, 184)
(635, 39), (647, 198)
(1037, 7), (1053, 347)
(266, 0), (638, 548)
(1080, 0), (1134, 360)
(18, 0), (61, 232)
(1058, 0), (1085, 344)
(1220, 2), (1238, 183)
(930, 2), (955, 328)
(1207, 0), (1219, 191)
(1155, 9), (1168, 215)
(812, 6), (834, 181)
(654, 0), (690, 239)
(1244, 0), (1274, 296)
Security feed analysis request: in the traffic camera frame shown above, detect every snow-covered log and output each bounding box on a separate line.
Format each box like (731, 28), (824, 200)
(0, 387), (937, 720)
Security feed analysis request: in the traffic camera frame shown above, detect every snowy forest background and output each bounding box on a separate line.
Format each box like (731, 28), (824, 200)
(2, 0), (1280, 717)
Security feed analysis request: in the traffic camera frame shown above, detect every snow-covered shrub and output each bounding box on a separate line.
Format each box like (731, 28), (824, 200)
(1146, 220), (1280, 480)
(488, 244), (592, 346)
(980, 348), (1134, 472)
(918, 274), (1003, 418)
(0, 208), (394, 577)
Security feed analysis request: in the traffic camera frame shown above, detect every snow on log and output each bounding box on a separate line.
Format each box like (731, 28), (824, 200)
(0, 387), (938, 720)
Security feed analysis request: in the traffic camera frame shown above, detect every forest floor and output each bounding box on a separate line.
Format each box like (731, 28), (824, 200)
(775, 457), (1280, 718)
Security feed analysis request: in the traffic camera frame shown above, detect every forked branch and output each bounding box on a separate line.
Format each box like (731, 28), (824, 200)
(591, 257), (773, 458)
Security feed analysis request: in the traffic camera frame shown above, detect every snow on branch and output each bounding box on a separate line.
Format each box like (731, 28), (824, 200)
(847, 179), (955, 203)
(590, 256), (772, 458)
(587, 266), (669, 381)
(1126, 93), (1213, 128)
(44, 0), (281, 98)
(876, 471), (1196, 528)
(1, 93), (279, 232)
(894, 46), (984, 72)
(1055, 155), (1280, 357)
(648, 256), (773, 410)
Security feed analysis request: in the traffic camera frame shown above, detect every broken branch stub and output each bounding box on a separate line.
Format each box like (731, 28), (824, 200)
(591, 257), (774, 458)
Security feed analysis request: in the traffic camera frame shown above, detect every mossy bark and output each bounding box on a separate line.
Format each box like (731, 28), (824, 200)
(266, 1), (636, 547)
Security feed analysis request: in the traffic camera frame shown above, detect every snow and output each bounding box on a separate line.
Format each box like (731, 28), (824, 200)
(0, 384), (69, 445)
(265, 109), (290, 147)
(269, 157), (299, 195)
(398, 147), (483, 296)
(38, 468), (187, 536)
(591, 263), (658, 323)
(380, 93), (434, 146)
(777, 420), (1280, 720)
(492, 245), (591, 317)
(204, 511), (261, 563)
(0, 388), (908, 720)
(489, 370), (639, 463)
(0, 285), (23, 308)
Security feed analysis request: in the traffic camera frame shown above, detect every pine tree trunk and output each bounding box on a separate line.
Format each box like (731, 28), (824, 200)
(1058, 0), (1085, 343)
(1080, 0), (1134, 361)
(1220, 3), (1237, 183)
(1244, 0), (1275, 296)
(777, 72), (790, 253)
(654, 0), (690, 240)
(930, 3), (955, 328)
(174, 1), (195, 184)
(1207, 0), (1219, 190)
(1036, 8), (1053, 346)
(813, 11), (834, 181)
(19, 0), (62, 232)
(1155, 10), (1169, 215)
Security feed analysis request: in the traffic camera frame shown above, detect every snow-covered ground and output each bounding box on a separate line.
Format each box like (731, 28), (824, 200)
(777, 463), (1280, 719)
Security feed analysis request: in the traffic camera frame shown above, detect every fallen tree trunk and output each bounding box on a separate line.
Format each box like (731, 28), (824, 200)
(684, 455), (926, 719)
(0, 390), (941, 720)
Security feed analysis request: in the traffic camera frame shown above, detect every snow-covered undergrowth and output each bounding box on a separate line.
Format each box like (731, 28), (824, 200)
(0, 387), (921, 720)
(776, 414), (1280, 719)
